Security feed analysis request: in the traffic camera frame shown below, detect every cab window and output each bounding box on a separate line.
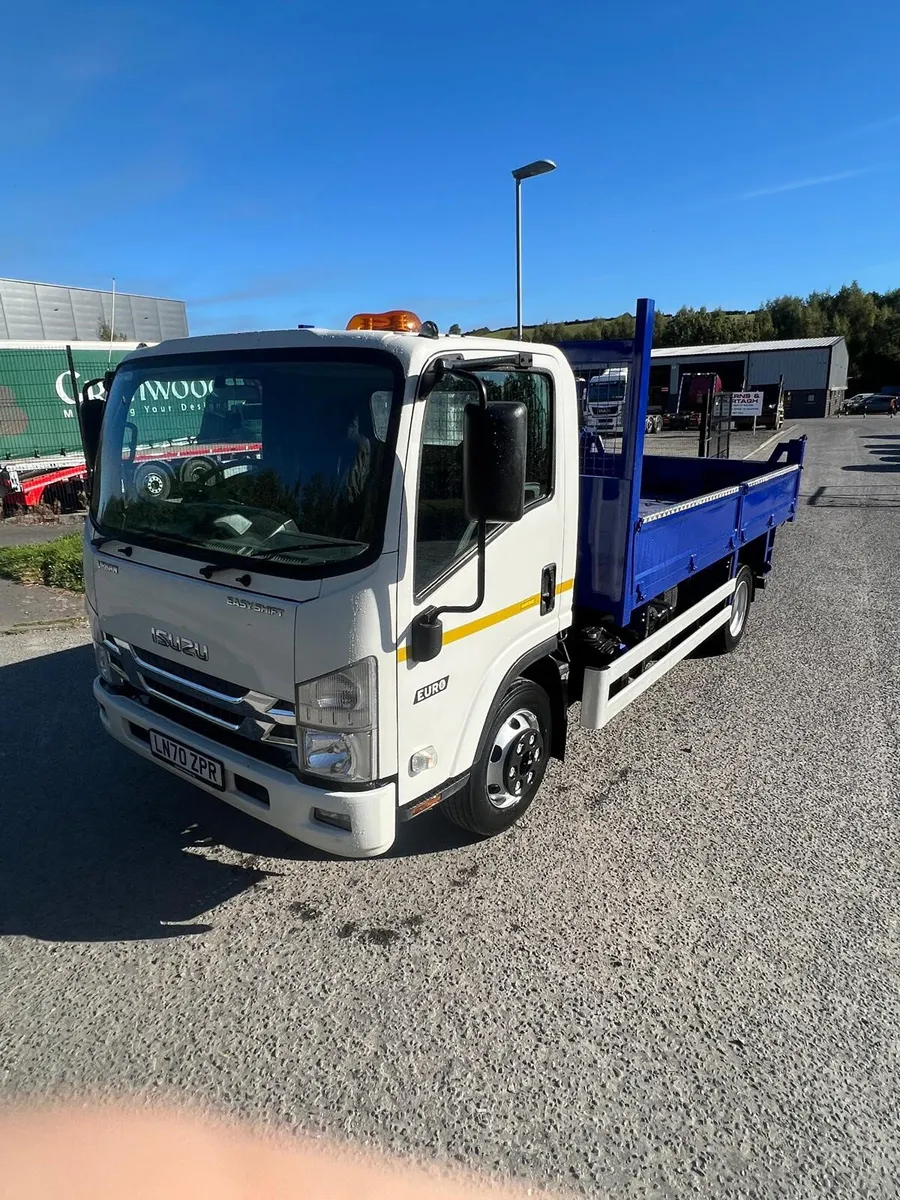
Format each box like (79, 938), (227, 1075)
(414, 370), (553, 595)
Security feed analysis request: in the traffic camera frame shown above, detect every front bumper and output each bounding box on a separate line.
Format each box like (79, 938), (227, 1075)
(94, 679), (397, 857)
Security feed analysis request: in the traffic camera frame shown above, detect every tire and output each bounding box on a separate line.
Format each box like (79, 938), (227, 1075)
(132, 460), (174, 501)
(443, 679), (552, 837)
(180, 455), (220, 486)
(707, 564), (753, 655)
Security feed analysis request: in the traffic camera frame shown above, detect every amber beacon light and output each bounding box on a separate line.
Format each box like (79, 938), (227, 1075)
(346, 310), (422, 333)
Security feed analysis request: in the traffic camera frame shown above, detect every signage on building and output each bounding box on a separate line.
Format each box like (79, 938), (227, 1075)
(730, 391), (765, 417)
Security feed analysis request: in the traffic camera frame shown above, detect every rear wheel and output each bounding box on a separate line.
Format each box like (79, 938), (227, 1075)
(708, 564), (753, 654)
(180, 455), (220, 487)
(443, 679), (552, 837)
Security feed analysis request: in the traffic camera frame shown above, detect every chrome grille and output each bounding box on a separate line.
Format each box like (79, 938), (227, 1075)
(130, 647), (245, 699)
(104, 636), (297, 753)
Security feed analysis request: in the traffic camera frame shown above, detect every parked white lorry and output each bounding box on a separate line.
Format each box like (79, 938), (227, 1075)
(81, 302), (804, 857)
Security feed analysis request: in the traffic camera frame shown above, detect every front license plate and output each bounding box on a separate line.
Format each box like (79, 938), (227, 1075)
(148, 730), (225, 790)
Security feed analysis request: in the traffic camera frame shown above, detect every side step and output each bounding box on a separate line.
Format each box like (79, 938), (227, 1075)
(580, 578), (737, 730)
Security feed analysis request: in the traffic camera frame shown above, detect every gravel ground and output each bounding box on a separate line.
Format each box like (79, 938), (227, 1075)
(1, 417), (898, 1198)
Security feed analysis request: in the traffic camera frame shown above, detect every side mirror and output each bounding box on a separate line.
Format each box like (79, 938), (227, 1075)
(124, 421), (138, 463)
(463, 400), (527, 524)
(80, 398), (106, 475)
(79, 378), (107, 475)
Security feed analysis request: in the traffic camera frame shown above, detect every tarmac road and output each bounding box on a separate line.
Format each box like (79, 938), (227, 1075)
(1, 417), (898, 1198)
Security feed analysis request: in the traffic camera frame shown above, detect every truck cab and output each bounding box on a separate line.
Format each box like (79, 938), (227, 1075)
(665, 371), (723, 429)
(585, 366), (628, 431)
(85, 314), (577, 856)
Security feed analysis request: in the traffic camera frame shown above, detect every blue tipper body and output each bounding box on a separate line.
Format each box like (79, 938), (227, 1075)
(557, 300), (807, 627)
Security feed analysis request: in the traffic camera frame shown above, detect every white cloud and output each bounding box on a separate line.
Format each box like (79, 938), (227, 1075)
(740, 166), (876, 200)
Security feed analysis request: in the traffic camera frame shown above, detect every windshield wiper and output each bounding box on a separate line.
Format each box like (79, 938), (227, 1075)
(91, 534), (134, 556)
(250, 536), (364, 560)
(126, 527), (199, 549)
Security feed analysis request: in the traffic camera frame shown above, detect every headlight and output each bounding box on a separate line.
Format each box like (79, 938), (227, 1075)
(301, 729), (374, 781)
(296, 658), (377, 783)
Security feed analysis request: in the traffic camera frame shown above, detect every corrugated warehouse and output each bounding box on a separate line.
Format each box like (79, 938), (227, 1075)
(0, 278), (188, 343)
(649, 336), (848, 418)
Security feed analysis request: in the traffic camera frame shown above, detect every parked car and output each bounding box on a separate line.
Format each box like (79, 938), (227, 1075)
(863, 395), (897, 414)
(841, 393), (873, 414)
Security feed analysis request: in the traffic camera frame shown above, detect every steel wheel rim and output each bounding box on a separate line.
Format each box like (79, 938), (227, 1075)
(142, 472), (165, 498)
(485, 707), (543, 810)
(729, 577), (750, 636)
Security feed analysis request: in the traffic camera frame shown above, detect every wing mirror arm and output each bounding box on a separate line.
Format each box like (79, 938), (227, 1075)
(410, 371), (527, 664)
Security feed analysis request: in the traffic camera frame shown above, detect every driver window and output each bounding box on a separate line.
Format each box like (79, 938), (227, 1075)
(414, 370), (553, 596)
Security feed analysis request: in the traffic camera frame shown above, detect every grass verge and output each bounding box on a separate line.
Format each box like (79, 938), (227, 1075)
(0, 533), (84, 592)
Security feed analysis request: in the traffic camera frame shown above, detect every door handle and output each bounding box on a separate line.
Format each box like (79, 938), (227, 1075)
(540, 563), (557, 616)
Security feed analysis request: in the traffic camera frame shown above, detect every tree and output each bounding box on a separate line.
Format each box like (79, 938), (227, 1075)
(832, 282), (877, 349)
(751, 308), (776, 342)
(765, 295), (806, 340)
(447, 323), (462, 336)
(97, 319), (127, 342)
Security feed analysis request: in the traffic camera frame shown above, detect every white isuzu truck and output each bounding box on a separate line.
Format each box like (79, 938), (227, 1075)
(81, 302), (805, 857)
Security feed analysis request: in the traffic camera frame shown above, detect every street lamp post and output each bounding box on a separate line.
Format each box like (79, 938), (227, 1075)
(512, 159), (556, 341)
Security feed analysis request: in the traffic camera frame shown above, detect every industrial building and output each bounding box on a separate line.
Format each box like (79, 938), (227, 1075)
(649, 335), (848, 419)
(0, 278), (188, 343)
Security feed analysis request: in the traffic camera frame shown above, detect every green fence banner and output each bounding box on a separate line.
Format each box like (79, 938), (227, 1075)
(0, 347), (135, 461)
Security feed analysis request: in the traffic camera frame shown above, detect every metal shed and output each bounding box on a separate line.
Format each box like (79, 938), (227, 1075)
(650, 336), (848, 418)
(0, 278), (188, 344)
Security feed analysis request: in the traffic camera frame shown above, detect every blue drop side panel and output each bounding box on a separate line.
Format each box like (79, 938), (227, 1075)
(740, 471), (802, 543)
(579, 454), (804, 620)
(633, 493), (740, 603)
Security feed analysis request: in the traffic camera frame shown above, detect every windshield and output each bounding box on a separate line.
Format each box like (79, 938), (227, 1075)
(92, 350), (401, 576)
(587, 372), (627, 404)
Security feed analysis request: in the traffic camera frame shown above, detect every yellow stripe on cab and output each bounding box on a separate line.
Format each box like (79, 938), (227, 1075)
(397, 577), (574, 663)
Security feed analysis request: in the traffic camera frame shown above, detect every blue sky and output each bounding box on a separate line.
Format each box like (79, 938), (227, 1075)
(3, 0), (898, 334)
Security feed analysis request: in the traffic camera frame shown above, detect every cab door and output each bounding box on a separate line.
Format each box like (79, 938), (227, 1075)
(394, 356), (571, 807)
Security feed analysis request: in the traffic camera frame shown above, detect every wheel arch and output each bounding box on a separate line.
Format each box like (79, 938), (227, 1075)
(472, 637), (569, 767)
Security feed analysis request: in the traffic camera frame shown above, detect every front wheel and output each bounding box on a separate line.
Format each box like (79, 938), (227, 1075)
(708, 564), (754, 654)
(132, 460), (174, 502)
(443, 679), (552, 837)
